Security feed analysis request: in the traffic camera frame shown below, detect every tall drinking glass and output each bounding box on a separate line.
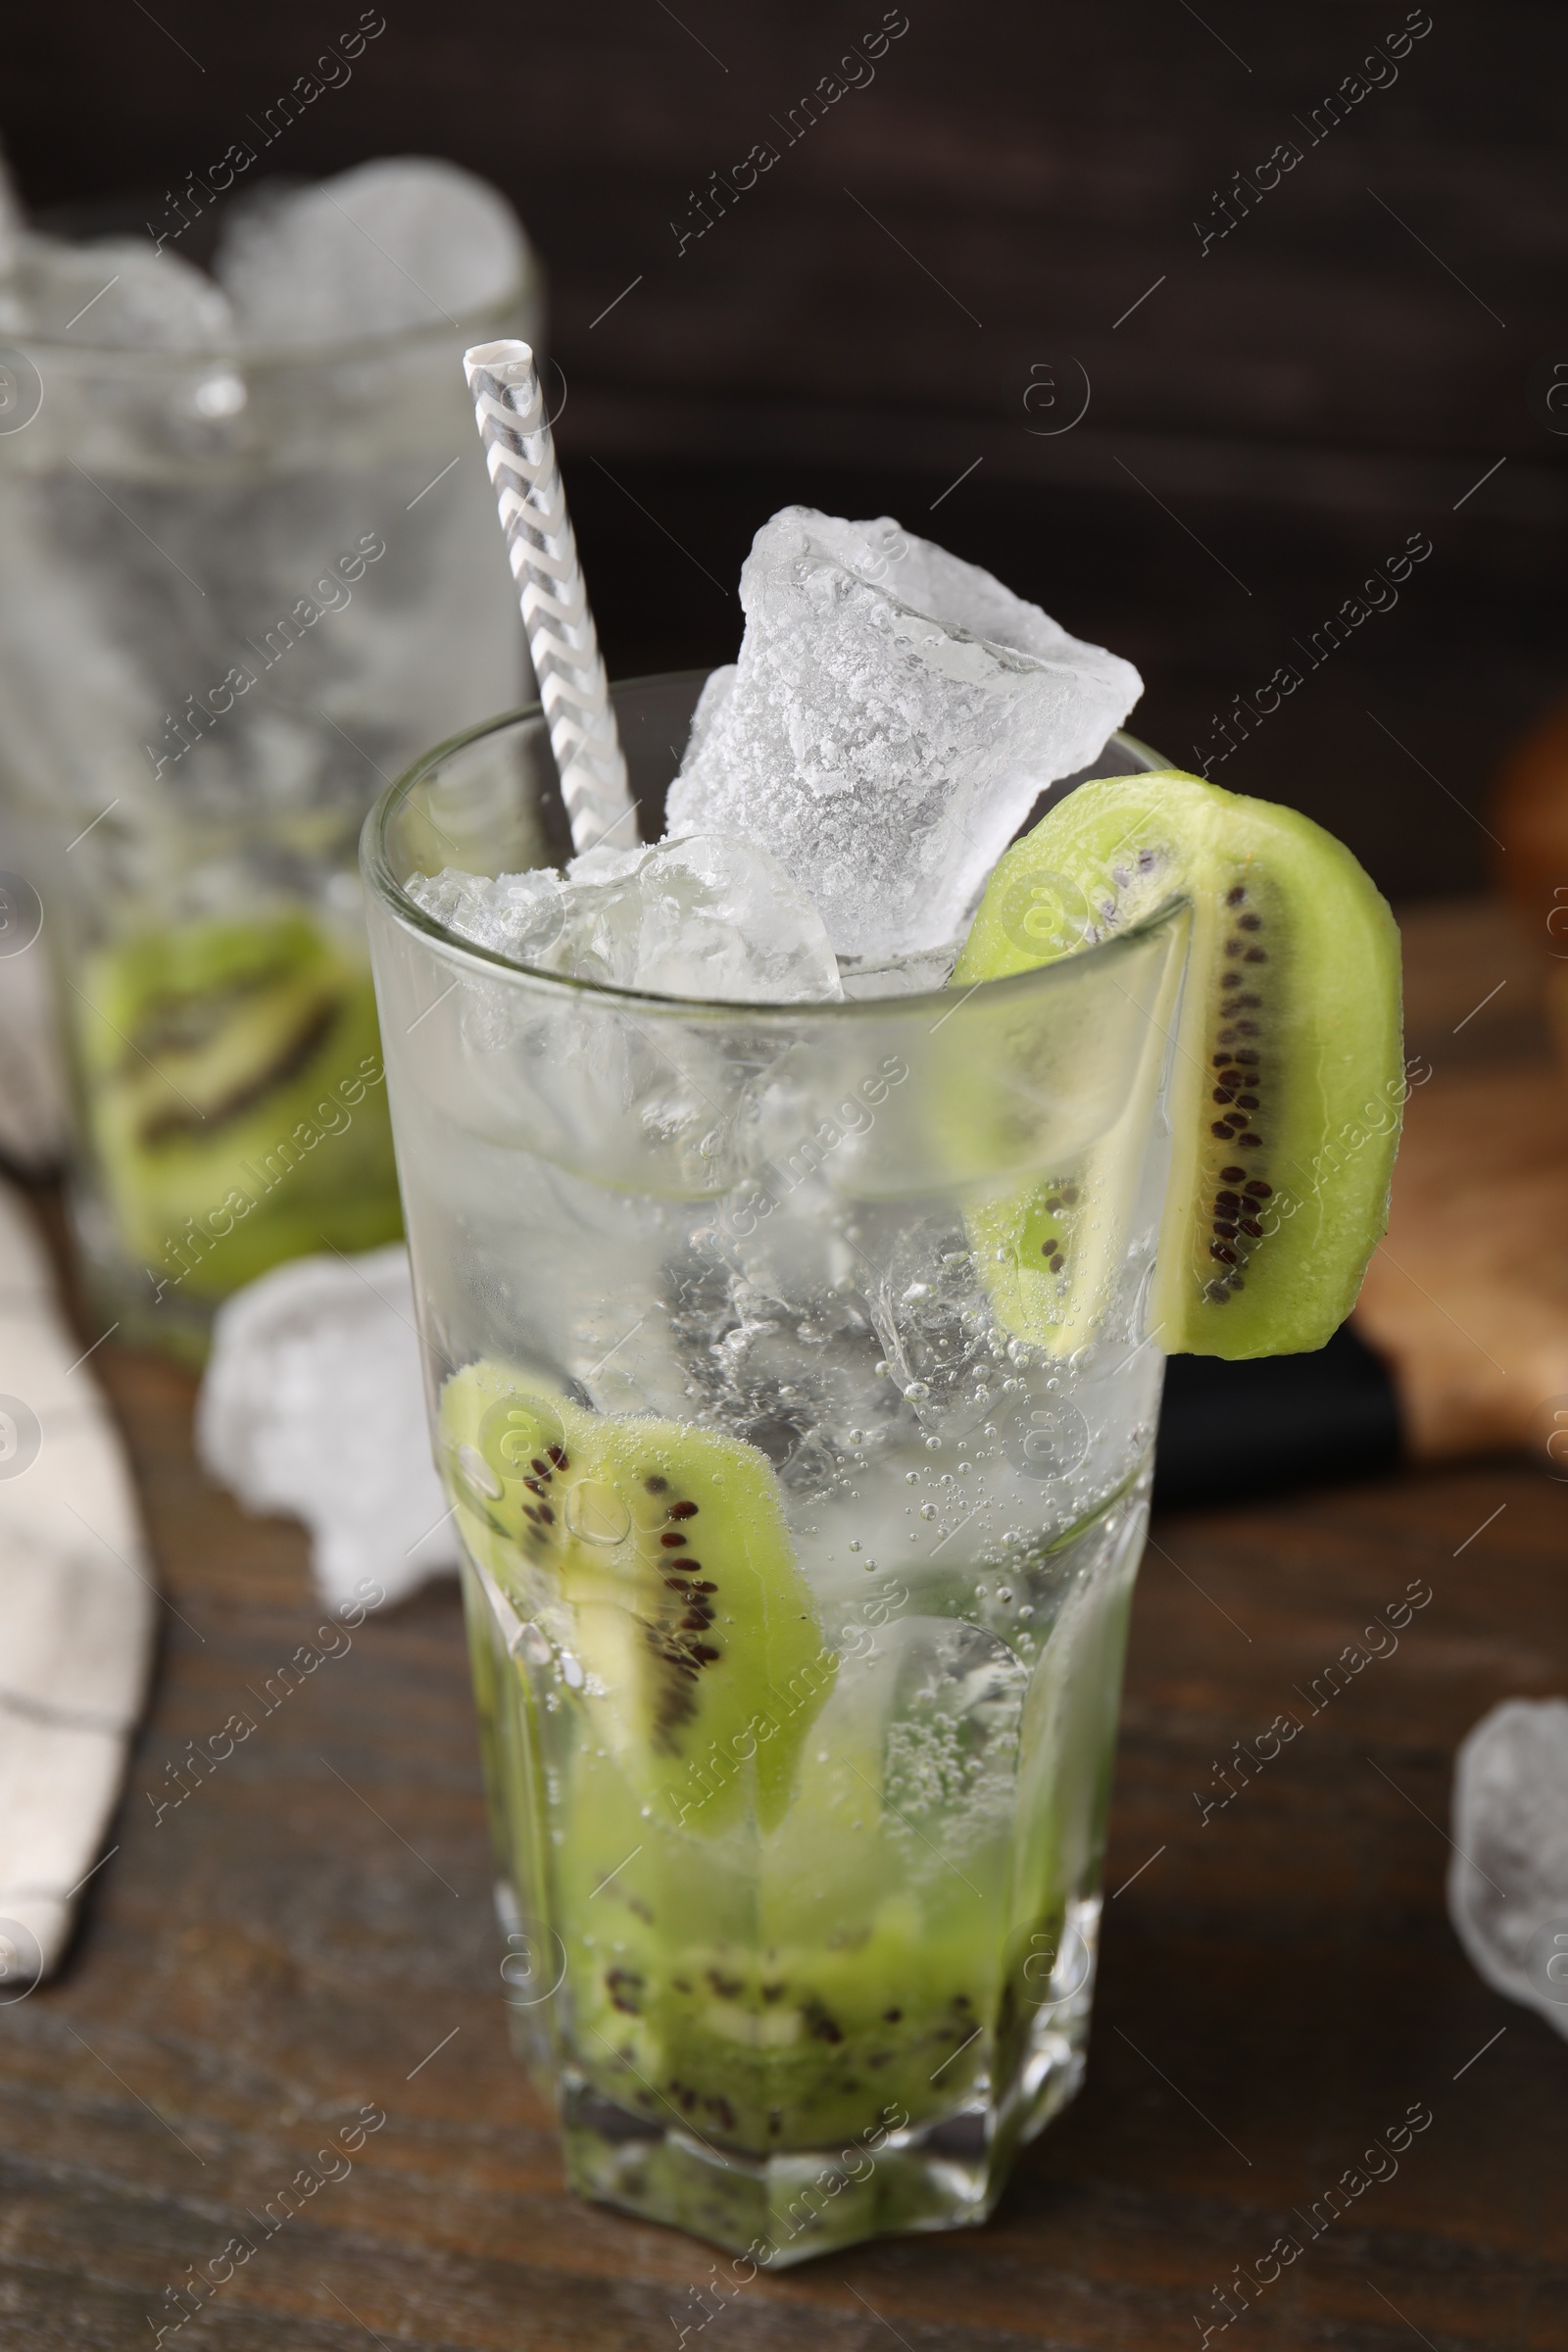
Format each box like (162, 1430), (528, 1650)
(364, 674), (1184, 2264)
(0, 279), (535, 1356)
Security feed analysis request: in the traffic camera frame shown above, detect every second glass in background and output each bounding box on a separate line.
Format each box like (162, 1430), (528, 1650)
(0, 256), (539, 1355)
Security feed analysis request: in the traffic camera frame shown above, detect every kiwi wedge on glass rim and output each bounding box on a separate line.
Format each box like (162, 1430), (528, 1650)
(439, 1364), (835, 1835)
(954, 769), (1403, 1358)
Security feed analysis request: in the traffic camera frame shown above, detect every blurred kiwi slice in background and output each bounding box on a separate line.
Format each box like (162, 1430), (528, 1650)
(76, 906), (402, 1299)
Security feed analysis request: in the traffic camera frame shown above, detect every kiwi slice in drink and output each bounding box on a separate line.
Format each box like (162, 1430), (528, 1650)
(77, 907), (400, 1300)
(965, 1165), (1121, 1360)
(439, 1365), (836, 1835)
(567, 1895), (993, 2152)
(955, 770), (1402, 1356)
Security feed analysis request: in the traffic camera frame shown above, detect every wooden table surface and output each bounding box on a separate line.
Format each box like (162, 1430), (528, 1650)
(3, 901), (1565, 2351)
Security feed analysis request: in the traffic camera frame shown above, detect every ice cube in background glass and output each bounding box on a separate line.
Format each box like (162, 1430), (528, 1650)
(11, 236), (234, 348)
(216, 158), (535, 346)
(664, 508), (1143, 961)
(1448, 1696), (1568, 2043)
(407, 833), (843, 1005)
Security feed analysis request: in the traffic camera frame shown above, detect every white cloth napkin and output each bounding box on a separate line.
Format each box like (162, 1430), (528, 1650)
(0, 1181), (154, 1989)
(197, 1244), (458, 1613)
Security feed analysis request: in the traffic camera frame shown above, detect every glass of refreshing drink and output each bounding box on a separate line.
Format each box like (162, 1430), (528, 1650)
(363, 611), (1400, 2262)
(0, 161), (538, 1356)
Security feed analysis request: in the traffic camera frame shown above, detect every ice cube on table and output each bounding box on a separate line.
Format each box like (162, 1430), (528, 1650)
(198, 1243), (455, 1612)
(1448, 1695), (1568, 2042)
(407, 832), (843, 1004)
(216, 158), (534, 347)
(663, 507), (1143, 961)
(10, 235), (233, 348)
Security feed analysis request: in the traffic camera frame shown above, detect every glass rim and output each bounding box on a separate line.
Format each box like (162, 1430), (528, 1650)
(361, 673), (1184, 1022)
(3, 259), (532, 374)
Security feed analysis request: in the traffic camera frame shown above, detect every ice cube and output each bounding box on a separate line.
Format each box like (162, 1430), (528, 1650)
(566, 841), (650, 887)
(1448, 1695), (1568, 2042)
(683, 662), (737, 763)
(406, 863), (567, 963)
(197, 1243), (455, 1611)
(663, 508), (1143, 960)
(11, 235), (233, 349)
(408, 833), (842, 1004)
(216, 158), (534, 347)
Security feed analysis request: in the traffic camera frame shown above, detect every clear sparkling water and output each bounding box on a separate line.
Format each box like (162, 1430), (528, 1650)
(372, 836), (1178, 2261)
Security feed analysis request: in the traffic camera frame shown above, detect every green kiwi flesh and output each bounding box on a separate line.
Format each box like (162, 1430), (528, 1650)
(76, 908), (402, 1299)
(964, 1159), (1125, 1360)
(955, 770), (1403, 1357)
(442, 1370), (1007, 2150)
(439, 1364), (836, 1835)
(567, 1868), (996, 2152)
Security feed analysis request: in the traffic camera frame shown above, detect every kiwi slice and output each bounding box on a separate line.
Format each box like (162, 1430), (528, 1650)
(568, 1895), (992, 2152)
(964, 1159), (1132, 1360)
(439, 1364), (836, 1835)
(955, 770), (1402, 1357)
(76, 907), (402, 1301)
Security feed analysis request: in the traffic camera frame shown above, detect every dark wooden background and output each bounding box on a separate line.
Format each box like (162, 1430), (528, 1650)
(7, 0), (1567, 898)
(4, 15), (1568, 2344)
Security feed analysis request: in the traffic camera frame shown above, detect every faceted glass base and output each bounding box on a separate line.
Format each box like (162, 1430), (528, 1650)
(556, 1986), (1092, 2267)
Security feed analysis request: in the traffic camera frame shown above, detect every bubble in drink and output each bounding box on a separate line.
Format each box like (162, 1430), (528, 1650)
(1000, 1398), (1090, 1480)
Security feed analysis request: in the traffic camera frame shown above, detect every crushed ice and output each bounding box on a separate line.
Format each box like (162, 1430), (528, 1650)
(407, 832), (843, 1004)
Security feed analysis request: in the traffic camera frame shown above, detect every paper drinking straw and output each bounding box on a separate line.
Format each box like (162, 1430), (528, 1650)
(463, 339), (635, 854)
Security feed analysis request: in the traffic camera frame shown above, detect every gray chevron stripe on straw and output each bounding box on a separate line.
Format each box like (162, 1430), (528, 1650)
(463, 339), (636, 854)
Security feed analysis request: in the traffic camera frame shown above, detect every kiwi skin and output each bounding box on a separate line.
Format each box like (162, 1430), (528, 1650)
(956, 770), (1403, 1358)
